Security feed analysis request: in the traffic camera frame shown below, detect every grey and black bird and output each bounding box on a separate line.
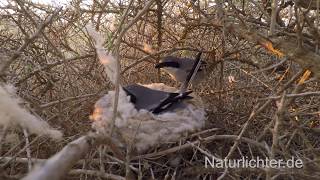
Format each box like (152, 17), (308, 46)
(123, 53), (204, 114)
(155, 52), (207, 85)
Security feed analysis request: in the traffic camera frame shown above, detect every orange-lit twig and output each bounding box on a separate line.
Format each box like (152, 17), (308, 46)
(298, 70), (312, 85)
(261, 41), (284, 58)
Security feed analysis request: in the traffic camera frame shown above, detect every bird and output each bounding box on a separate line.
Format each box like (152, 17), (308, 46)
(123, 52), (204, 114)
(155, 52), (207, 85)
(123, 84), (193, 114)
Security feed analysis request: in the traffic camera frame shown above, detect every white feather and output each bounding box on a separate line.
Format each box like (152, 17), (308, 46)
(85, 24), (118, 84)
(0, 84), (63, 140)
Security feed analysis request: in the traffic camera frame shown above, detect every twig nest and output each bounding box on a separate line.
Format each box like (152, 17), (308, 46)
(91, 83), (206, 153)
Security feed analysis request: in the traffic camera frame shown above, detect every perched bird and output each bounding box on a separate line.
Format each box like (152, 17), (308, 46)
(155, 52), (207, 85)
(122, 52), (203, 114)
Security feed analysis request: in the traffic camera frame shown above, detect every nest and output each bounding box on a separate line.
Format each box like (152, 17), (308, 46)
(90, 83), (206, 153)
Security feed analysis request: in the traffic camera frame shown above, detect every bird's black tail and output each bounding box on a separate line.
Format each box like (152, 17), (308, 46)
(180, 52), (202, 93)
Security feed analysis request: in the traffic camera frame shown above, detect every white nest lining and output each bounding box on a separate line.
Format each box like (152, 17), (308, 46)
(91, 83), (206, 153)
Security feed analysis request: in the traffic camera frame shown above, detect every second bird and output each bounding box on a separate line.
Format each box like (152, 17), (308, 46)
(155, 54), (207, 85)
